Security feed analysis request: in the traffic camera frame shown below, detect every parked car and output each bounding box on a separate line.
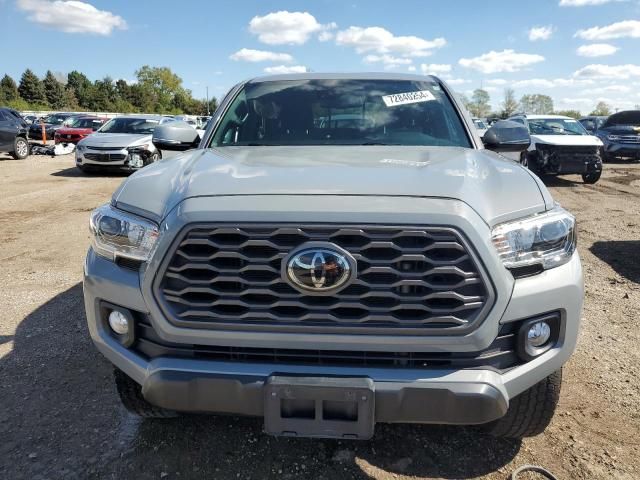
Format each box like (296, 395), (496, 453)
(472, 117), (488, 137)
(85, 73), (583, 441)
(593, 110), (640, 162)
(0, 107), (29, 159)
(75, 115), (173, 173)
(578, 115), (608, 135)
(54, 116), (106, 144)
(22, 114), (39, 125)
(28, 112), (82, 141)
(508, 114), (603, 184)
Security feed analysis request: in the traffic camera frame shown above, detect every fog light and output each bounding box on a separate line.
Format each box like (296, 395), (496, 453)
(108, 310), (130, 335)
(527, 321), (551, 347)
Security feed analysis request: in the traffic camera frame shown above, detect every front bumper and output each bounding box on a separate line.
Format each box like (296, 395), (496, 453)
(84, 246), (583, 426)
(76, 148), (148, 170)
(603, 142), (640, 159)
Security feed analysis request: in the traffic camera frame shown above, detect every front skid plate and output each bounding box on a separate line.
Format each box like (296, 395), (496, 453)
(264, 376), (375, 440)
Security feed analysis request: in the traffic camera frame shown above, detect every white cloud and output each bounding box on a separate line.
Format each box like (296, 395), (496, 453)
(575, 20), (640, 40)
(420, 63), (452, 75)
(229, 48), (293, 63)
(560, 0), (620, 5)
(487, 78), (508, 85)
(511, 78), (556, 88)
(444, 78), (470, 85)
(263, 65), (308, 74)
(249, 11), (334, 45)
(16, 0), (126, 35)
(459, 50), (545, 74)
(335, 26), (446, 58)
(581, 84), (631, 94)
(576, 43), (619, 57)
(363, 54), (413, 67)
(528, 25), (554, 41)
(573, 63), (640, 79)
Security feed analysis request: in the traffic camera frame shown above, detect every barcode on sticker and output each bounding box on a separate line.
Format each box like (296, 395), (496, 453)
(382, 90), (435, 107)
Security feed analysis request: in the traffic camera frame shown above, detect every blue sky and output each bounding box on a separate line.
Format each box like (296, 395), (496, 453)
(2, 0), (640, 113)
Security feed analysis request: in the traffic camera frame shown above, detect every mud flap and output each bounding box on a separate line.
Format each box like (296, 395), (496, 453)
(264, 376), (375, 440)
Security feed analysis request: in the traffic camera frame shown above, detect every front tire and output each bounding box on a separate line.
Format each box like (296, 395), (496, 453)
(582, 170), (602, 184)
(114, 368), (178, 418)
(483, 369), (562, 439)
(11, 137), (29, 159)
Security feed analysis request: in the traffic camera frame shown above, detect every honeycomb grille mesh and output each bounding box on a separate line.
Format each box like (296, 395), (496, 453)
(154, 224), (492, 334)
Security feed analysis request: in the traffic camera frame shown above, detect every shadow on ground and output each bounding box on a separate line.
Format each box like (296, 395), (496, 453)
(590, 240), (640, 284)
(0, 284), (521, 479)
(50, 166), (129, 178)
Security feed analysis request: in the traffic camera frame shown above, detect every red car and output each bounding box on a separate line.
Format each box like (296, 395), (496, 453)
(54, 116), (107, 144)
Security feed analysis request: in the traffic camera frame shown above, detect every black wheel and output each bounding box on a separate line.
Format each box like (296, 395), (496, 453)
(582, 170), (602, 184)
(11, 137), (29, 159)
(114, 368), (178, 418)
(483, 369), (562, 439)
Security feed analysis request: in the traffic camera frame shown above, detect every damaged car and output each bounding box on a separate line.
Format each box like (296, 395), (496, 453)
(75, 115), (173, 173)
(508, 114), (603, 184)
(595, 110), (640, 162)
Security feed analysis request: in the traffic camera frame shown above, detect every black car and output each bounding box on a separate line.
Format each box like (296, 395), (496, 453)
(0, 107), (29, 159)
(578, 115), (608, 135)
(595, 110), (640, 162)
(28, 112), (81, 141)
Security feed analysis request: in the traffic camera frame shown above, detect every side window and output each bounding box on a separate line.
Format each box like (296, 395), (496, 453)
(0, 111), (6, 122)
(511, 117), (525, 125)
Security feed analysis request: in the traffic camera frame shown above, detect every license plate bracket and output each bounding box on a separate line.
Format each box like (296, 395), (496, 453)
(264, 376), (375, 439)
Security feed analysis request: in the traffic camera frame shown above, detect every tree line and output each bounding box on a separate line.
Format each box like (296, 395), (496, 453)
(0, 66), (217, 115)
(460, 88), (622, 120)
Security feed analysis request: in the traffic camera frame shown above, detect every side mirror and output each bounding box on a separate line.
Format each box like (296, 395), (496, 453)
(152, 121), (200, 151)
(482, 120), (531, 153)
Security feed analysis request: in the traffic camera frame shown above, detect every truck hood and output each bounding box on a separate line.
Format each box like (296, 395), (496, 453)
(80, 132), (151, 148)
(113, 146), (551, 226)
(531, 134), (602, 146)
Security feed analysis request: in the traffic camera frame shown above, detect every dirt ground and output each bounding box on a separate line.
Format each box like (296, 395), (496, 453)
(0, 150), (638, 480)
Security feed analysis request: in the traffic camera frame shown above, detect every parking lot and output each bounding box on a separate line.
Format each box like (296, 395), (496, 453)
(0, 152), (638, 479)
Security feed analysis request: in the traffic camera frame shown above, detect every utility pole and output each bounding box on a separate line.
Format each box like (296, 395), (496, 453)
(206, 86), (210, 115)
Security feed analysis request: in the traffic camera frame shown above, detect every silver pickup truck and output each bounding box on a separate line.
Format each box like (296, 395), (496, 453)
(84, 73), (583, 440)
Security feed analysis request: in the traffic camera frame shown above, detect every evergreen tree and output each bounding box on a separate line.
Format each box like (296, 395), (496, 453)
(67, 70), (92, 108)
(0, 74), (20, 102)
(43, 70), (65, 109)
(18, 69), (47, 105)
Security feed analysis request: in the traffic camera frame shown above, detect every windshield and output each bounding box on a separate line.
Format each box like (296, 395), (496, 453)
(43, 115), (68, 125)
(98, 117), (159, 134)
(69, 118), (101, 128)
(473, 119), (487, 129)
(528, 118), (588, 136)
(210, 79), (471, 147)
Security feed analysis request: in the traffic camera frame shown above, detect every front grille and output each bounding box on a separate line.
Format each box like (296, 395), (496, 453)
(617, 135), (640, 144)
(537, 144), (599, 157)
(154, 224), (493, 335)
(87, 145), (127, 151)
(84, 153), (126, 162)
(133, 317), (521, 371)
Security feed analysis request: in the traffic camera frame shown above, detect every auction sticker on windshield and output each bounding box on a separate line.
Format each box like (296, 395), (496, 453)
(382, 90), (435, 107)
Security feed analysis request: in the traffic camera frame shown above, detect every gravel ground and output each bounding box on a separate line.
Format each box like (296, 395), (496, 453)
(0, 151), (638, 479)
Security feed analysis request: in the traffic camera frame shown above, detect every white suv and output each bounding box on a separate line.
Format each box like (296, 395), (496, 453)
(508, 114), (603, 184)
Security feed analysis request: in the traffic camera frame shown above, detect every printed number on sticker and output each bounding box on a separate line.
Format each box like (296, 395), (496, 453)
(382, 90), (435, 107)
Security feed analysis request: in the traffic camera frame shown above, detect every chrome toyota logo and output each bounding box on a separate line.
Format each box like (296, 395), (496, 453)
(283, 244), (356, 294)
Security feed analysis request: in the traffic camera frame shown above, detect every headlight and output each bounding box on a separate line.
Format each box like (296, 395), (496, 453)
(127, 144), (150, 152)
(89, 204), (159, 262)
(491, 207), (576, 271)
(607, 134), (620, 141)
(76, 144), (86, 152)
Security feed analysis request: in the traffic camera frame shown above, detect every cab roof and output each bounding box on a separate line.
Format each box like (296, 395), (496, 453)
(247, 72), (438, 84)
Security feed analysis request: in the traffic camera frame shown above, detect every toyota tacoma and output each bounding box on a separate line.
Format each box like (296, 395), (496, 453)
(84, 73), (583, 440)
